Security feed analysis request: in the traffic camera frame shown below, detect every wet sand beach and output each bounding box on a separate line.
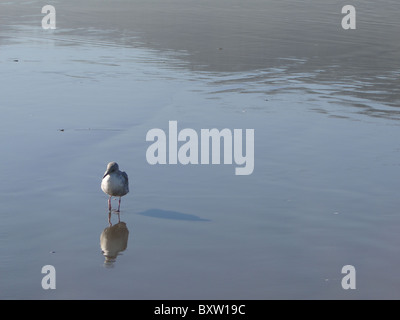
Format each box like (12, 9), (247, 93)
(1, 0), (400, 299)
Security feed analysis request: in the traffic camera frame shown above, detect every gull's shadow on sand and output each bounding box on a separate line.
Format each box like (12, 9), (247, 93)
(137, 209), (210, 221)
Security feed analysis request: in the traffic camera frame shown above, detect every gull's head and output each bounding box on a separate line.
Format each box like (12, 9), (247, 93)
(103, 162), (119, 178)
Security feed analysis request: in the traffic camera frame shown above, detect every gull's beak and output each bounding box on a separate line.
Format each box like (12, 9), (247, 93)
(103, 170), (110, 179)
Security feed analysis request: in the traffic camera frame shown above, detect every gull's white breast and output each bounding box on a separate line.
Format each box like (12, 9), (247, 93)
(101, 172), (129, 197)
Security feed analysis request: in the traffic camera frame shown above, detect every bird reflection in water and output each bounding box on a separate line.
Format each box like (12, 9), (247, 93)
(100, 220), (129, 267)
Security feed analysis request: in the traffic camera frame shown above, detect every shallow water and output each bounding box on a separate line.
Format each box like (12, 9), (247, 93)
(0, 1), (400, 299)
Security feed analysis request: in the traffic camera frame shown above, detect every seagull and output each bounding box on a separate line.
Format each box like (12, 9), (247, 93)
(101, 162), (129, 212)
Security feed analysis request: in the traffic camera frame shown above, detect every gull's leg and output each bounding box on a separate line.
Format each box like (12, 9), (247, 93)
(108, 210), (112, 226)
(117, 197), (121, 212)
(108, 196), (112, 211)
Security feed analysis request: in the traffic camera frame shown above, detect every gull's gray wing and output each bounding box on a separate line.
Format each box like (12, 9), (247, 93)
(122, 171), (129, 192)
